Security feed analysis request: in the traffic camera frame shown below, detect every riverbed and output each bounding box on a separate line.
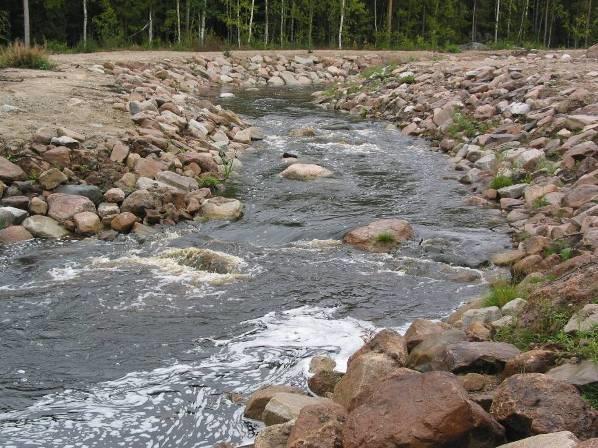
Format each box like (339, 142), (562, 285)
(0, 88), (510, 447)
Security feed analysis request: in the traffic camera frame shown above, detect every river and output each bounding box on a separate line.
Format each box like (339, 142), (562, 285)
(0, 88), (510, 447)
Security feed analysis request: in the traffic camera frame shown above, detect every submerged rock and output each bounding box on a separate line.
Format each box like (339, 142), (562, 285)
(280, 163), (332, 180)
(343, 218), (414, 252)
(159, 248), (244, 274)
(200, 197), (243, 220)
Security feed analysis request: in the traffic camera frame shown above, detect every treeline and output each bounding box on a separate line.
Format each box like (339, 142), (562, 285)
(0, 0), (596, 51)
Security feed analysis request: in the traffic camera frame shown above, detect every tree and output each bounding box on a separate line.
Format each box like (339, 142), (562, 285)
(495, 0), (501, 43)
(23, 0), (30, 46)
(386, 0), (392, 44)
(176, 0), (181, 43)
(339, 0), (345, 48)
(248, 0), (255, 43)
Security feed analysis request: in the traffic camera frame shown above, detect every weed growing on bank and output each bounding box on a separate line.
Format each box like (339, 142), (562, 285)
(483, 281), (526, 307)
(448, 113), (491, 138)
(0, 42), (53, 70)
(490, 175), (514, 190)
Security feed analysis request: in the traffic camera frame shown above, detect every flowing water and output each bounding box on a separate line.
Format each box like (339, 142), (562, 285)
(0, 88), (511, 447)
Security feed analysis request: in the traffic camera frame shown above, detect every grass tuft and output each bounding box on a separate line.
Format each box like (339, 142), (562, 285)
(447, 112), (491, 138)
(489, 175), (514, 190)
(483, 280), (525, 308)
(0, 42), (54, 70)
(375, 231), (396, 243)
(197, 175), (222, 189)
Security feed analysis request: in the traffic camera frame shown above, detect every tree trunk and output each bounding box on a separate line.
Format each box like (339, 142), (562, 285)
(236, 0), (241, 48)
(186, 0), (191, 39)
(248, 0), (255, 43)
(586, 0), (593, 47)
(23, 0), (30, 46)
(83, 0), (88, 47)
(507, 0), (512, 38)
(543, 0), (549, 46)
(495, 0), (500, 43)
(472, 0), (477, 42)
(149, 7), (153, 44)
(201, 0), (207, 44)
(308, 0), (313, 48)
(280, 0), (285, 47)
(518, 0), (530, 42)
(177, 0), (181, 43)
(264, 0), (269, 46)
(374, 0), (378, 33)
(386, 0), (393, 44)
(339, 0), (345, 49)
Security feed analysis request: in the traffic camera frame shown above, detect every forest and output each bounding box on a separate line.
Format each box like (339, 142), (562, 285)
(0, 0), (596, 52)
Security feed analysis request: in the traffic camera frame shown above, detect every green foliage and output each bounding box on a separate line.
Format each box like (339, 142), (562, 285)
(489, 175), (513, 190)
(447, 113), (490, 139)
(532, 197), (549, 209)
(0, 42), (53, 70)
(582, 384), (598, 409)
(375, 232), (395, 243)
(0, 215), (6, 230)
(360, 64), (396, 80)
(442, 43), (461, 53)
(544, 241), (574, 261)
(197, 175), (222, 188)
(483, 280), (526, 308)
(399, 74), (416, 84)
(0, 10), (9, 43)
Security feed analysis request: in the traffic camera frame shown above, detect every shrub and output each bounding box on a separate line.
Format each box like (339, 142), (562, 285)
(489, 175), (513, 190)
(198, 175), (221, 188)
(399, 74), (416, 84)
(483, 280), (525, 308)
(532, 197), (549, 209)
(0, 42), (53, 70)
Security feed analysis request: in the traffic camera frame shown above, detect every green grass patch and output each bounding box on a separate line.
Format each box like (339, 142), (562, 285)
(582, 384), (598, 409)
(447, 112), (491, 139)
(532, 197), (549, 209)
(483, 280), (526, 308)
(375, 231), (396, 243)
(489, 175), (514, 190)
(399, 74), (416, 84)
(360, 64), (397, 80)
(543, 241), (574, 261)
(0, 42), (54, 70)
(197, 175), (222, 189)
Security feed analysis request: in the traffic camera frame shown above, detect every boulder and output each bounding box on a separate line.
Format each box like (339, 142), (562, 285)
(498, 184), (528, 199)
(42, 146), (71, 167)
(179, 152), (220, 173)
(502, 298), (528, 316)
(563, 185), (598, 209)
(496, 431), (579, 448)
(0, 206), (28, 225)
(462, 307), (503, 329)
(546, 360), (598, 387)
(442, 341), (521, 374)
(343, 371), (505, 448)
(121, 190), (158, 217)
(0, 225), (34, 243)
(97, 202), (120, 218)
(289, 127), (316, 137)
(404, 319), (450, 351)
(308, 370), (344, 397)
(407, 328), (467, 372)
(110, 212), (138, 233)
(503, 350), (557, 377)
(233, 128), (252, 143)
(38, 168), (67, 190)
(309, 355), (336, 374)
(587, 44), (598, 59)
(244, 385), (305, 420)
(104, 188), (126, 203)
(578, 439), (598, 448)
(156, 171), (198, 192)
(22, 215), (70, 238)
(110, 142), (129, 163)
(262, 393), (330, 426)
(254, 420), (294, 448)
(73, 212), (101, 235)
(348, 329), (408, 367)
(343, 218), (414, 252)
(29, 197), (48, 215)
(134, 158), (166, 179)
(280, 163), (332, 180)
(200, 197), (243, 220)
(564, 304), (598, 333)
(0, 156), (26, 182)
(47, 194), (96, 222)
(55, 185), (103, 205)
(490, 373), (596, 440)
(287, 402), (347, 448)
(333, 351), (408, 410)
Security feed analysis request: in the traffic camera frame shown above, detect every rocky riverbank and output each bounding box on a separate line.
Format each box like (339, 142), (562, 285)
(224, 48), (598, 447)
(0, 52), (380, 243)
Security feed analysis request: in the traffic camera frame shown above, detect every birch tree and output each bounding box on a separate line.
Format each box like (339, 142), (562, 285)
(386, 0), (392, 44)
(248, 0), (255, 43)
(339, 0), (345, 49)
(83, 0), (88, 47)
(176, 0), (181, 43)
(23, 0), (30, 46)
(494, 0), (501, 43)
(586, 0), (593, 47)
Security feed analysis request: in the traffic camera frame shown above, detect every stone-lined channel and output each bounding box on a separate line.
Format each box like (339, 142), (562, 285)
(0, 88), (510, 447)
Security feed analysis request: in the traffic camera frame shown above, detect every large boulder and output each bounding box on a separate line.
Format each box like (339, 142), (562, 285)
(73, 212), (101, 235)
(407, 328), (467, 372)
(156, 171), (198, 192)
(496, 431), (579, 448)
(38, 168), (67, 190)
(343, 371), (505, 448)
(200, 197), (243, 220)
(308, 370), (344, 397)
(280, 163), (332, 180)
(254, 420), (295, 448)
(0, 156), (26, 182)
(22, 215), (70, 238)
(404, 319), (450, 351)
(287, 402), (347, 448)
(348, 329), (408, 367)
(490, 373), (596, 440)
(244, 385), (305, 420)
(564, 304), (598, 333)
(546, 360), (598, 387)
(47, 194), (96, 222)
(0, 225), (34, 243)
(503, 350), (557, 378)
(55, 184), (103, 205)
(343, 218), (414, 252)
(262, 393), (330, 426)
(121, 190), (159, 217)
(442, 341), (521, 374)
